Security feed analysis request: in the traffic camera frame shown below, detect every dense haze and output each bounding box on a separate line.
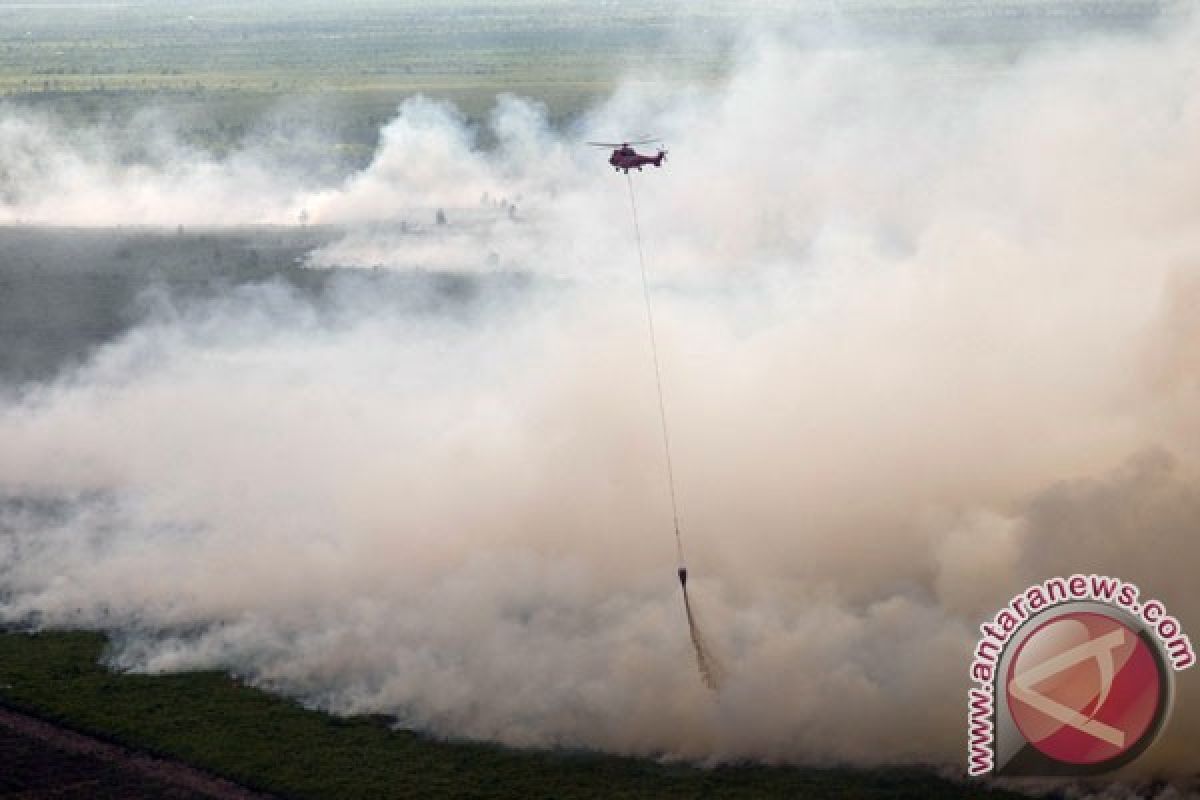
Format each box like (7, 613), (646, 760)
(1, 4), (1199, 794)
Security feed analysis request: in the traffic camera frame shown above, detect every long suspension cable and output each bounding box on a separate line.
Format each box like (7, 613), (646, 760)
(625, 173), (684, 568)
(625, 171), (722, 693)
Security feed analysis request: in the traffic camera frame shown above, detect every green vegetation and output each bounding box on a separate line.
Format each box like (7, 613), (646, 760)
(0, 1), (738, 162)
(0, 0), (730, 139)
(0, 630), (1022, 799)
(0, 0), (1163, 160)
(0, 0), (729, 93)
(0, 0), (1160, 97)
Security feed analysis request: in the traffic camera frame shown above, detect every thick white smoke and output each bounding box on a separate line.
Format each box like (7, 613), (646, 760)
(1, 8), (1199, 790)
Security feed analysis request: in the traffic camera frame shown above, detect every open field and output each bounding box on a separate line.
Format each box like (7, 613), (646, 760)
(0, 0), (1163, 95)
(0, 631), (1027, 800)
(0, 1), (1168, 159)
(0, 0), (728, 92)
(0, 0), (733, 149)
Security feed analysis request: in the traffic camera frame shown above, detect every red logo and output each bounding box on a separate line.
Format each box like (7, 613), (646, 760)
(1006, 611), (1162, 766)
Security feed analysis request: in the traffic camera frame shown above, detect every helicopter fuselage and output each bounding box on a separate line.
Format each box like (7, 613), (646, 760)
(609, 147), (665, 173)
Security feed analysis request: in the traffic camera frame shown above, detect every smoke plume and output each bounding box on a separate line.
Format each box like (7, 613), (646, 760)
(1, 6), (1199, 791)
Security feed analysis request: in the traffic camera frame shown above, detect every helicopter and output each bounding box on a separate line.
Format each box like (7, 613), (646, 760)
(588, 138), (668, 173)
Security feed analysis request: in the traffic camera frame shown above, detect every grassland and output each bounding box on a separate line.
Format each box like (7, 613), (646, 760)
(0, 0), (736, 164)
(0, 0), (734, 145)
(0, 631), (1027, 799)
(0, 0), (1166, 161)
(0, 0), (727, 92)
(0, 0), (1162, 97)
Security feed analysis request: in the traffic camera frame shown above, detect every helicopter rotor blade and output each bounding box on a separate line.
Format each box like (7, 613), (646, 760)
(586, 137), (661, 147)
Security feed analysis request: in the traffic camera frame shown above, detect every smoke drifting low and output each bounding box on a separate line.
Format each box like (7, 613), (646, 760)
(2, 8), (1200, 788)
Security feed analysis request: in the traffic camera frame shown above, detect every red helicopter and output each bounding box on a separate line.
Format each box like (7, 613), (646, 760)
(588, 138), (668, 173)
